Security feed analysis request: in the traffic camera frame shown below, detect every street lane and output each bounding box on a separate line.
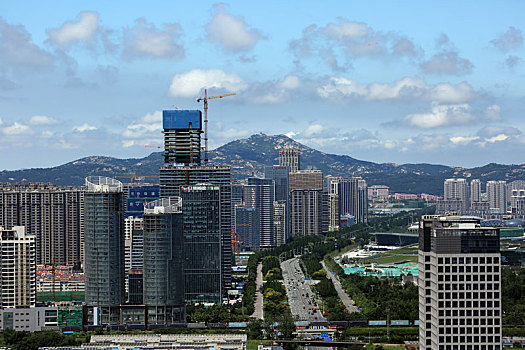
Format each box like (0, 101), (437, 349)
(251, 262), (264, 319)
(281, 257), (325, 322)
(321, 260), (359, 314)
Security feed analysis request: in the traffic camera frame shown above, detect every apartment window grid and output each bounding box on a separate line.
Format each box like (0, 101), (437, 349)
(419, 252), (501, 350)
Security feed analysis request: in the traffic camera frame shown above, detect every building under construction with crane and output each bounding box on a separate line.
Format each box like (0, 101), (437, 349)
(159, 90), (235, 303)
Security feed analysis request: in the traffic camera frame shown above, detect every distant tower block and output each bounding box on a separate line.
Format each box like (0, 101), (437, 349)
(279, 148), (301, 173)
(162, 110), (203, 165)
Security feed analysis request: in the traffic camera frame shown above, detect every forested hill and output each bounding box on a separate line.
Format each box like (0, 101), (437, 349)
(2, 133), (525, 195)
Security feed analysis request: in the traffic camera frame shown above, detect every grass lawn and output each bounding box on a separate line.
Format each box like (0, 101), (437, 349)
(383, 244), (418, 255)
(368, 254), (418, 264)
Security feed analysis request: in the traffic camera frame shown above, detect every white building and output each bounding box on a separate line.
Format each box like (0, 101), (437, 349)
(470, 179), (482, 206)
(487, 180), (507, 214)
(418, 215), (501, 349)
(0, 226), (36, 308)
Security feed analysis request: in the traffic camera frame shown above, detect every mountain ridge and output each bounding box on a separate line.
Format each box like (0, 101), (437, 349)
(2, 134), (525, 195)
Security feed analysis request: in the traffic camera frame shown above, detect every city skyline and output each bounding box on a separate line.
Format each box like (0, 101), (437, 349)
(1, 1), (525, 170)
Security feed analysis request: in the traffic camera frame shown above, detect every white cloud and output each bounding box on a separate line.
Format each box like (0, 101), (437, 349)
(491, 26), (523, 52)
(122, 111), (163, 146)
(318, 76), (476, 104)
(168, 69), (247, 98)
(73, 123), (97, 132)
(486, 134), (509, 143)
(206, 5), (264, 52)
(29, 115), (58, 125)
(1, 122), (31, 135)
(485, 105), (501, 121)
(246, 75), (302, 104)
(123, 18), (184, 60)
(405, 104), (472, 129)
(47, 11), (99, 45)
(290, 18), (420, 72)
(278, 75), (301, 90)
(450, 136), (480, 145)
(420, 34), (473, 75)
(303, 124), (324, 137)
(0, 18), (54, 69)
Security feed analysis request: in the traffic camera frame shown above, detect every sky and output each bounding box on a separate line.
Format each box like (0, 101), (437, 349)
(1, 1), (525, 170)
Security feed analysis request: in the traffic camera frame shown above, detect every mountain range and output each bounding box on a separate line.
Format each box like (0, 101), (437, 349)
(2, 133), (525, 195)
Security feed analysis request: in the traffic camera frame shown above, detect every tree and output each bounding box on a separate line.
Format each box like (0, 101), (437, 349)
(247, 319), (264, 340)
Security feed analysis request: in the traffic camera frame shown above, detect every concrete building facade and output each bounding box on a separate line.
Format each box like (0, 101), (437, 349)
(0, 184), (83, 265)
(418, 215), (501, 349)
(0, 226), (36, 308)
(279, 148), (300, 173)
(487, 180), (507, 214)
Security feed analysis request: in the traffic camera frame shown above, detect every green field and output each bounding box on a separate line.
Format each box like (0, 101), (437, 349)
(367, 244), (418, 264)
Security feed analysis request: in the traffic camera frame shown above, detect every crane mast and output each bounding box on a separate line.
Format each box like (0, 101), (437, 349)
(197, 89), (236, 164)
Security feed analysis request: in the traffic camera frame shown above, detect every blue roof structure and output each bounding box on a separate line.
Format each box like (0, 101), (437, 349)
(163, 110), (202, 130)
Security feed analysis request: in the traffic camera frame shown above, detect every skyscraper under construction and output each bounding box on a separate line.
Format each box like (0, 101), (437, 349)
(159, 109), (232, 301)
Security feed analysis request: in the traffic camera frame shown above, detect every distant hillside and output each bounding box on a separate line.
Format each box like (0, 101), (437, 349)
(2, 133), (525, 195)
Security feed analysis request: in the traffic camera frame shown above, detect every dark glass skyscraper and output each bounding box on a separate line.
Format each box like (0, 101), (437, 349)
(143, 198), (185, 323)
(180, 184), (222, 303)
(84, 177), (125, 309)
(245, 178), (275, 248)
(160, 166), (231, 300)
(235, 206), (260, 251)
(264, 166), (289, 242)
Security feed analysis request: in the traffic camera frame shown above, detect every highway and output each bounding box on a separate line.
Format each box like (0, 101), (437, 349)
(321, 260), (359, 314)
(281, 257), (326, 322)
(250, 262), (264, 319)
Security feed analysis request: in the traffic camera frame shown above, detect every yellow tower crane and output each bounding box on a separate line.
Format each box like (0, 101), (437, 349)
(196, 89), (236, 164)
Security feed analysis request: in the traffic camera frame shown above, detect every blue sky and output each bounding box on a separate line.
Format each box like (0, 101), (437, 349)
(1, 1), (524, 170)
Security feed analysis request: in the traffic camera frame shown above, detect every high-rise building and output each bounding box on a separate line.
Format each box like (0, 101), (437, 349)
(470, 179), (482, 206)
(180, 184), (222, 303)
(265, 166), (290, 242)
(84, 177), (125, 309)
(143, 198), (185, 323)
(0, 183), (83, 265)
(290, 189), (323, 236)
(439, 178), (470, 215)
(337, 177), (368, 224)
(124, 216), (143, 292)
(127, 269), (144, 305)
(327, 178), (340, 231)
(273, 202), (286, 246)
(235, 206), (260, 251)
(162, 110), (203, 165)
(0, 226), (36, 308)
(509, 180), (525, 213)
(279, 148), (300, 173)
(159, 165), (231, 300)
(244, 178), (275, 249)
(418, 215), (501, 349)
(264, 166), (289, 203)
(289, 170), (323, 191)
(487, 180), (507, 214)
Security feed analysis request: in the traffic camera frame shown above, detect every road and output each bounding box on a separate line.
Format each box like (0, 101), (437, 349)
(281, 257), (326, 322)
(321, 260), (359, 314)
(251, 262), (264, 319)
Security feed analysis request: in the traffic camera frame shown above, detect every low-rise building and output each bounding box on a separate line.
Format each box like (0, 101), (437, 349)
(0, 306), (58, 332)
